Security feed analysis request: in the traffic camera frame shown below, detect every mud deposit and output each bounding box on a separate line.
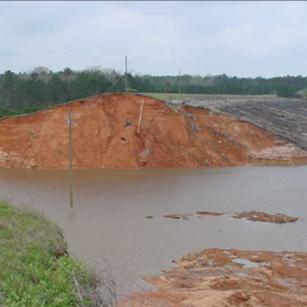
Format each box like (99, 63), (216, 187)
(0, 93), (307, 169)
(0, 166), (306, 298)
(233, 211), (298, 223)
(163, 210), (298, 223)
(122, 248), (307, 306)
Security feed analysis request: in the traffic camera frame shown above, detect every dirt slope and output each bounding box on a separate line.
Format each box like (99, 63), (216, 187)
(0, 93), (306, 169)
(156, 94), (307, 151)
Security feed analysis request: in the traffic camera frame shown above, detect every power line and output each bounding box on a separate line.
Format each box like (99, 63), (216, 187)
(65, 60), (128, 210)
(104, 74), (125, 94)
(65, 75), (124, 210)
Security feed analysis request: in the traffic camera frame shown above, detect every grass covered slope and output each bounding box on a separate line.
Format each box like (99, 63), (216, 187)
(0, 202), (100, 306)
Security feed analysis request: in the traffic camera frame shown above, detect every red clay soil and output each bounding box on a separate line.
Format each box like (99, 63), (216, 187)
(196, 211), (225, 216)
(121, 248), (307, 307)
(162, 210), (298, 223)
(232, 211), (298, 223)
(0, 93), (307, 169)
(164, 213), (193, 220)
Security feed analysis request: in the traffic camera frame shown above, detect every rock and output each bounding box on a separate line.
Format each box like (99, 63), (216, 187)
(120, 137), (128, 144)
(164, 213), (192, 220)
(138, 148), (151, 165)
(124, 119), (132, 128)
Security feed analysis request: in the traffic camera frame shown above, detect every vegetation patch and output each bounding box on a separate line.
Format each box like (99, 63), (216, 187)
(0, 201), (101, 306)
(0, 106), (43, 118)
(1, 68), (307, 118)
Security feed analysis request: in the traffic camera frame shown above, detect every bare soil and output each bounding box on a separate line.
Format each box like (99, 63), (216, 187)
(0, 93), (306, 169)
(233, 211), (299, 224)
(157, 94), (307, 152)
(161, 210), (298, 224)
(121, 248), (307, 306)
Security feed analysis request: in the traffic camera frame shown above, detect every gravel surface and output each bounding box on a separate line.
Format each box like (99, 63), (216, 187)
(164, 95), (307, 151)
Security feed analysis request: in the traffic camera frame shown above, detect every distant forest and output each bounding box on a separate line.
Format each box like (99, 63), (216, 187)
(1, 66), (307, 117)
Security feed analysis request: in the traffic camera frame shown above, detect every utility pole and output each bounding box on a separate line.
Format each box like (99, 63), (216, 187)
(178, 69), (181, 94)
(125, 55), (128, 92)
(67, 109), (74, 208)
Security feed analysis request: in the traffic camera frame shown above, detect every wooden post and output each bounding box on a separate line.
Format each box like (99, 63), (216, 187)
(67, 110), (74, 208)
(137, 99), (144, 134)
(125, 55), (128, 92)
(178, 69), (181, 94)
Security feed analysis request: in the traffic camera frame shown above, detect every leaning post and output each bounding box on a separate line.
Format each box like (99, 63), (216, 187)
(67, 109), (74, 208)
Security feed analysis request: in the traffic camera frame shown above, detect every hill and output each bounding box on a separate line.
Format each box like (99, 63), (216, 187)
(0, 93), (306, 169)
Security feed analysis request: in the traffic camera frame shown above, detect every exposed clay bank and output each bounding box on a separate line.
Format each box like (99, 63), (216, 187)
(1, 93), (307, 169)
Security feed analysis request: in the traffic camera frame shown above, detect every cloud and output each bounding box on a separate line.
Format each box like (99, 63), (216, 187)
(0, 1), (307, 77)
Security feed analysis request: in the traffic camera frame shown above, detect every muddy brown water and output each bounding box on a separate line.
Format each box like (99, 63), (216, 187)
(0, 166), (307, 297)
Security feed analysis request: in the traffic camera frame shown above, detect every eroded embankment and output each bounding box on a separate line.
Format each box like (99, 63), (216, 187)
(121, 248), (307, 307)
(0, 93), (306, 169)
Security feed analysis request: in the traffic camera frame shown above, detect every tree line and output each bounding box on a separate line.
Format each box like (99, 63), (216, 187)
(1, 66), (307, 117)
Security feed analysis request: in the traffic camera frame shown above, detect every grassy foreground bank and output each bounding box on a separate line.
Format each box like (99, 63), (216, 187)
(0, 201), (101, 306)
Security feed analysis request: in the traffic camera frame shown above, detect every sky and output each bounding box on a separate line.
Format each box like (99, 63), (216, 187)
(1, 1), (307, 77)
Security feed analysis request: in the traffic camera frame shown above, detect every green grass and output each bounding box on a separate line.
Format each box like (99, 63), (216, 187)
(0, 202), (101, 306)
(142, 92), (276, 101)
(0, 108), (20, 118)
(0, 106), (45, 118)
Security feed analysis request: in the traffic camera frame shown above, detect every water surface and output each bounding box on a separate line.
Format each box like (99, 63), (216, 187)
(0, 166), (306, 296)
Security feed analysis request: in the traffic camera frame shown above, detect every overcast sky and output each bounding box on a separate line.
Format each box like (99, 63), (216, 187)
(1, 1), (307, 77)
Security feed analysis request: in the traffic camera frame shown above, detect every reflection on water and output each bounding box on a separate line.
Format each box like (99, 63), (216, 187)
(0, 166), (307, 296)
